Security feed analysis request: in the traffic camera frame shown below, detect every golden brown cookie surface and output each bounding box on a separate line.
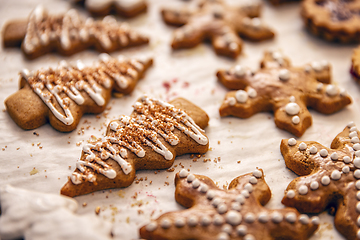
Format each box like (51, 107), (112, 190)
(301, 0), (360, 43)
(351, 46), (360, 82)
(140, 169), (319, 240)
(60, 96), (209, 197)
(161, 0), (275, 59)
(281, 122), (360, 240)
(218, 51), (352, 137)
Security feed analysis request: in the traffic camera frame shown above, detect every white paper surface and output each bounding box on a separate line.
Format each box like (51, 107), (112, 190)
(0, 0), (359, 239)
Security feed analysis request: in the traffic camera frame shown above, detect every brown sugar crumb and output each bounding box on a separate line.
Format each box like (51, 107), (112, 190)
(126, 217), (130, 224)
(33, 132), (39, 136)
(95, 206), (101, 215)
(76, 141), (82, 147)
(237, 161), (241, 164)
(190, 154), (194, 158)
(68, 166), (71, 170)
(31, 143), (34, 146)
(37, 142), (41, 146)
(117, 190), (125, 198)
(164, 182), (169, 186)
(30, 168), (39, 175)
(39, 146), (43, 149)
(138, 210), (144, 215)
(192, 158), (198, 162)
(131, 192), (138, 200)
(150, 181), (153, 185)
(218, 141), (221, 145)
(196, 154), (201, 158)
(16, 147), (20, 150)
(145, 177), (148, 181)
(82, 202), (87, 207)
(67, 141), (71, 144)
(166, 168), (175, 172)
(2, 148), (5, 151)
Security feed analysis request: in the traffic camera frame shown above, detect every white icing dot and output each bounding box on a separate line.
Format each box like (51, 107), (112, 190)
(285, 102), (300, 115)
(217, 203), (228, 214)
(348, 122), (355, 128)
(235, 90), (248, 103)
(317, 83), (323, 91)
(319, 149), (328, 157)
(279, 69), (291, 81)
(288, 138), (297, 146)
(285, 212), (297, 223)
(187, 174), (195, 182)
(221, 224), (232, 234)
(212, 198), (222, 207)
(271, 212), (283, 223)
(187, 216), (198, 226)
(235, 195), (245, 204)
(226, 210), (242, 225)
(247, 87), (257, 98)
(214, 215), (224, 225)
(310, 181), (319, 190)
(241, 190), (250, 198)
(160, 218), (172, 229)
(234, 65), (245, 78)
(258, 212), (269, 223)
(299, 142), (307, 151)
(231, 202), (242, 211)
(355, 170), (360, 179)
(357, 202), (360, 213)
(207, 190), (216, 200)
(251, 17), (262, 28)
(343, 156), (351, 164)
(342, 166), (350, 173)
(174, 218), (185, 227)
(309, 146), (318, 154)
(179, 169), (189, 178)
(311, 216), (320, 225)
(299, 185), (308, 195)
(292, 116), (300, 125)
(244, 234), (255, 240)
(311, 61), (323, 72)
(244, 213), (255, 223)
(299, 214), (310, 224)
(330, 170), (341, 180)
(321, 176), (330, 185)
(253, 169), (262, 178)
(192, 179), (200, 188)
(350, 131), (358, 138)
(357, 216), (360, 227)
(351, 127), (358, 132)
(325, 85), (338, 97)
(330, 152), (338, 161)
(200, 184), (209, 193)
(244, 183), (253, 193)
(249, 177), (258, 185)
(289, 96), (296, 102)
(357, 191), (360, 201)
(353, 143), (360, 151)
(217, 233), (229, 240)
(357, 230), (360, 240)
(201, 216), (212, 226)
(286, 190), (295, 198)
(236, 225), (247, 236)
(146, 222), (158, 232)
(355, 158), (360, 168)
(227, 97), (236, 106)
(352, 137), (360, 144)
(356, 151), (360, 157)
(356, 181), (360, 190)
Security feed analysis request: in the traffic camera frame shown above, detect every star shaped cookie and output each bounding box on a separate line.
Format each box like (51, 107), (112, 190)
(281, 122), (360, 240)
(140, 169), (319, 240)
(218, 51), (352, 137)
(161, 0), (275, 59)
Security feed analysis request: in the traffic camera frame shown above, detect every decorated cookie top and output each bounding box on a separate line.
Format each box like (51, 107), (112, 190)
(77, 0), (147, 17)
(218, 51), (352, 137)
(161, 0), (275, 59)
(281, 122), (360, 240)
(0, 185), (112, 240)
(140, 169), (319, 240)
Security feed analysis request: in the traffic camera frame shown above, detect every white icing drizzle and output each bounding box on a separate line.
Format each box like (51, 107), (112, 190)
(72, 96), (208, 184)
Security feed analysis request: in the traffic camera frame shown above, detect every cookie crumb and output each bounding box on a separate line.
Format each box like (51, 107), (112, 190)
(30, 168), (39, 175)
(95, 206), (101, 215)
(82, 202), (87, 207)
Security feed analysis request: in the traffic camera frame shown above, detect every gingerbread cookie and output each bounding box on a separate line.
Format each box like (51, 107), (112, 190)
(72, 0), (147, 17)
(281, 122), (360, 240)
(161, 0), (275, 59)
(60, 96), (209, 197)
(5, 53), (153, 132)
(2, 6), (149, 59)
(218, 51), (351, 137)
(351, 46), (360, 83)
(140, 169), (319, 240)
(301, 0), (360, 43)
(0, 185), (113, 240)
(268, 0), (301, 5)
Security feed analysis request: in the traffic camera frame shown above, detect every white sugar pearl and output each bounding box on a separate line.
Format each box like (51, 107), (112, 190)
(235, 90), (248, 103)
(342, 166), (350, 173)
(234, 65), (245, 78)
(350, 131), (358, 138)
(285, 212), (297, 223)
(253, 169), (263, 178)
(357, 202), (360, 213)
(292, 116), (300, 125)
(174, 218), (185, 227)
(146, 222), (158, 232)
(200, 184), (209, 193)
(319, 149), (328, 157)
(356, 181), (360, 190)
(355, 170), (360, 179)
(160, 218), (172, 229)
(348, 122), (355, 128)
(311, 216), (320, 225)
(356, 151), (360, 157)
(355, 158), (360, 168)
(201, 216), (211, 226)
(236, 225), (247, 236)
(227, 97), (236, 106)
(258, 212), (269, 223)
(340, 89), (347, 97)
(226, 210), (242, 225)
(299, 214), (310, 224)
(212, 198), (222, 207)
(279, 69), (291, 81)
(214, 215), (224, 225)
(286, 190), (295, 198)
(187, 216), (198, 226)
(321, 176), (330, 185)
(304, 65), (312, 73)
(244, 234), (255, 240)
(317, 83), (323, 91)
(244, 213), (255, 223)
(357, 191), (360, 200)
(251, 17), (261, 28)
(309, 146), (317, 154)
(249, 176), (258, 184)
(285, 102), (300, 115)
(321, 60), (329, 68)
(244, 183), (253, 193)
(311, 61), (323, 72)
(217, 233), (229, 240)
(330, 152), (338, 161)
(289, 96), (296, 102)
(351, 127), (358, 133)
(222, 224), (232, 234)
(235, 195), (245, 204)
(187, 174), (195, 182)
(331, 170), (341, 180)
(247, 87), (257, 98)
(207, 190), (216, 200)
(272, 51), (283, 60)
(271, 212), (283, 223)
(352, 137), (360, 144)
(357, 216), (360, 227)
(288, 138), (297, 146)
(241, 190), (250, 198)
(231, 202), (241, 211)
(217, 203), (228, 214)
(310, 181), (319, 190)
(299, 142), (307, 151)
(192, 179), (200, 188)
(326, 85), (338, 97)
(299, 185), (308, 195)
(353, 143), (360, 151)
(343, 156), (351, 164)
